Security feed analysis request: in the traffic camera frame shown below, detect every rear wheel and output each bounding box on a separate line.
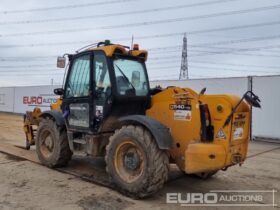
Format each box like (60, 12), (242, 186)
(105, 125), (169, 198)
(35, 118), (72, 168)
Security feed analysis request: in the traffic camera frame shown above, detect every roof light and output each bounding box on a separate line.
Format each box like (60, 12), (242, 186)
(104, 40), (111, 45)
(133, 44), (139, 50)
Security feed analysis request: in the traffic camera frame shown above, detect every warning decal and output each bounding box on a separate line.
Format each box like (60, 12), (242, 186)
(232, 112), (247, 140)
(233, 127), (244, 140)
(216, 128), (226, 139)
(170, 104), (192, 121)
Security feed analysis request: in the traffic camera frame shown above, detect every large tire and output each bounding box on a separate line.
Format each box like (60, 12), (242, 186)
(105, 125), (169, 199)
(35, 118), (72, 168)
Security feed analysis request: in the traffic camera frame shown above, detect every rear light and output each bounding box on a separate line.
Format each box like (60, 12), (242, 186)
(203, 104), (210, 126)
(199, 104), (214, 142)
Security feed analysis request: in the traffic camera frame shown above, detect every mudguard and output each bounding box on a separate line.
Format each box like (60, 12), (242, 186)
(40, 111), (65, 126)
(119, 115), (173, 150)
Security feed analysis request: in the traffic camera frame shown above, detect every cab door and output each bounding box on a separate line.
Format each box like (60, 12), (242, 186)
(93, 51), (112, 130)
(62, 53), (93, 132)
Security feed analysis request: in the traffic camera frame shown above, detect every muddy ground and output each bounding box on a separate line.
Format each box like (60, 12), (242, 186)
(0, 112), (279, 210)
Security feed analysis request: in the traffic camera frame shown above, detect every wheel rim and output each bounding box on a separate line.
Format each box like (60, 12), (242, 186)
(39, 130), (54, 158)
(114, 140), (144, 183)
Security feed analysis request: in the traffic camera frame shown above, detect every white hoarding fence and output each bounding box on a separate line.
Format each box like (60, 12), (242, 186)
(150, 77), (249, 97)
(0, 87), (15, 112)
(252, 76), (280, 140)
(14, 85), (60, 113)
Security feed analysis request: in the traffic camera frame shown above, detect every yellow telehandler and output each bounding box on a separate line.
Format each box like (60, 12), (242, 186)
(23, 40), (260, 198)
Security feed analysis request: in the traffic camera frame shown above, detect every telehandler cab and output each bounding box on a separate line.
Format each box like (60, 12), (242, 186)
(23, 40), (260, 198)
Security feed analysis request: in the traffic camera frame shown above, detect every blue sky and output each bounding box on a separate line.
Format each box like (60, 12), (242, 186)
(0, 0), (280, 86)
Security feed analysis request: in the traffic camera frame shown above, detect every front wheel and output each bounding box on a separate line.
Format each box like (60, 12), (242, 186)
(105, 125), (169, 199)
(35, 118), (72, 168)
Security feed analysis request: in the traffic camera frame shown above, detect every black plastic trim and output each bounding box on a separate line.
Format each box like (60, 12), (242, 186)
(40, 111), (65, 126)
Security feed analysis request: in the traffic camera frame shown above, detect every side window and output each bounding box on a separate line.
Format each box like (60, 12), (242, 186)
(94, 54), (111, 97)
(113, 59), (148, 96)
(65, 55), (90, 98)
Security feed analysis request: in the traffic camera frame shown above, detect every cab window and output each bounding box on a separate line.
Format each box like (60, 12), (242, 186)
(65, 55), (90, 98)
(113, 58), (148, 96)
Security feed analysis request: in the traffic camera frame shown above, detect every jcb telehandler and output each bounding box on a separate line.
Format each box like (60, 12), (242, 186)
(23, 40), (260, 198)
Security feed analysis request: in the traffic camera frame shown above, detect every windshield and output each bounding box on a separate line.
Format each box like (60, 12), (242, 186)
(113, 58), (149, 96)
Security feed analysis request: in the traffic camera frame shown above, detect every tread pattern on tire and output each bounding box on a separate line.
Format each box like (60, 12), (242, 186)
(36, 118), (72, 168)
(105, 125), (169, 198)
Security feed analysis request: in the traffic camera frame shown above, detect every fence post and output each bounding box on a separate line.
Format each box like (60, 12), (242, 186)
(247, 76), (253, 140)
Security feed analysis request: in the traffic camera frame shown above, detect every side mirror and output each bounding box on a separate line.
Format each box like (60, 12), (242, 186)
(54, 88), (64, 96)
(131, 71), (140, 87)
(57, 56), (66, 68)
(244, 91), (261, 108)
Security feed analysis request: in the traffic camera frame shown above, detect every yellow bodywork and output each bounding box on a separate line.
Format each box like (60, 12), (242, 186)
(90, 44), (148, 61)
(50, 97), (63, 111)
(146, 86), (250, 174)
(23, 107), (42, 147)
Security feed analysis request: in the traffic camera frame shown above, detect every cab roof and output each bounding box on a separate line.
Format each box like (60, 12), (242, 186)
(87, 43), (148, 61)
